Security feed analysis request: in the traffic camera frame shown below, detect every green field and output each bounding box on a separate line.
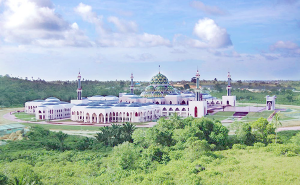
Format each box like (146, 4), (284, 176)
(22, 123), (105, 131)
(242, 111), (273, 121)
(206, 111), (235, 121)
(14, 112), (37, 121)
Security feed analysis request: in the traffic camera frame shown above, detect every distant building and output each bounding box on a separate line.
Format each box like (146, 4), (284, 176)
(25, 97), (73, 120)
(266, 95), (276, 110)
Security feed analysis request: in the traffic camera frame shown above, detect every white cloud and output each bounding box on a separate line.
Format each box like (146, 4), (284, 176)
(75, 3), (170, 48)
(74, 3), (108, 35)
(174, 18), (232, 49)
(271, 41), (298, 50)
(270, 41), (300, 56)
(193, 18), (232, 48)
(190, 1), (227, 16)
(107, 16), (138, 33)
(0, 0), (91, 47)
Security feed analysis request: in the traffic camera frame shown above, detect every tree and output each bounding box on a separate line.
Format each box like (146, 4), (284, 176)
(232, 122), (256, 145)
(272, 113), (282, 144)
(55, 131), (68, 152)
(251, 118), (275, 144)
(112, 142), (140, 170)
(286, 94), (293, 102)
(121, 122), (136, 143)
(96, 123), (136, 147)
(184, 84), (190, 89)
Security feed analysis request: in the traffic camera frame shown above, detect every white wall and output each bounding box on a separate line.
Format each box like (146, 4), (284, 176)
(188, 101), (207, 118)
(222, 96), (236, 106)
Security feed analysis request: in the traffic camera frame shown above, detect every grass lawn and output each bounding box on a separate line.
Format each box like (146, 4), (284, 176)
(242, 111), (273, 121)
(13, 112), (37, 121)
(206, 111), (235, 121)
(22, 123), (104, 131)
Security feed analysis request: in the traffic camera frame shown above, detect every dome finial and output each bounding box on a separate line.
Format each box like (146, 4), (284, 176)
(159, 65), (160, 74)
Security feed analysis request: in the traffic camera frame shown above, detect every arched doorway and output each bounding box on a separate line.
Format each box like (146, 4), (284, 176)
(99, 113), (104, 123)
(86, 113), (90, 123)
(92, 113), (97, 123)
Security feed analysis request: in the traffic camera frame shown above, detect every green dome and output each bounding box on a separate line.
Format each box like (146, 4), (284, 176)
(167, 85), (174, 92)
(145, 85), (155, 92)
(153, 92), (162, 97)
(150, 73), (169, 85)
(155, 86), (166, 92)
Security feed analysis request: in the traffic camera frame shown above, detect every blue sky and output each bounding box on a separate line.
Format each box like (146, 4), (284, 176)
(0, 0), (299, 81)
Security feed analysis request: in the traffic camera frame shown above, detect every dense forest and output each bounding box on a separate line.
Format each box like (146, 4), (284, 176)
(0, 75), (140, 107)
(1, 115), (300, 184)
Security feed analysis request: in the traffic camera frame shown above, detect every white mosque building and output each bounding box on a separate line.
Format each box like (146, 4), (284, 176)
(69, 70), (210, 123)
(25, 69), (268, 123)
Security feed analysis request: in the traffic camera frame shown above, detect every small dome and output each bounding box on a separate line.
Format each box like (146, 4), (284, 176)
(155, 86), (166, 92)
(145, 85), (155, 92)
(150, 73), (169, 85)
(167, 85), (174, 92)
(153, 92), (162, 97)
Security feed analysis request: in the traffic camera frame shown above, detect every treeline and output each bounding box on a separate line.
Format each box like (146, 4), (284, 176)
(0, 76), (142, 107)
(1, 116), (300, 184)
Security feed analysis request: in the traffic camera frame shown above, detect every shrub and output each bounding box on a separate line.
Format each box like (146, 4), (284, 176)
(232, 144), (247, 150)
(253, 142), (265, 148)
(0, 173), (8, 185)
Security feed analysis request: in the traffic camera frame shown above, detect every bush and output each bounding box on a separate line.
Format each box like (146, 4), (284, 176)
(0, 173), (8, 185)
(253, 142), (265, 148)
(266, 143), (300, 156)
(232, 144), (247, 150)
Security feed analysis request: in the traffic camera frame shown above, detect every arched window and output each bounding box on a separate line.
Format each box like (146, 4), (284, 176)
(169, 108), (173, 111)
(182, 108), (186, 111)
(175, 108), (180, 111)
(163, 107), (167, 111)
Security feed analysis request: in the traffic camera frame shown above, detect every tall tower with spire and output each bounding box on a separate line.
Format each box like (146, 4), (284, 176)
(77, 72), (82, 100)
(226, 72), (232, 96)
(130, 73), (134, 94)
(195, 69), (202, 101)
(188, 68), (207, 118)
(222, 71), (236, 106)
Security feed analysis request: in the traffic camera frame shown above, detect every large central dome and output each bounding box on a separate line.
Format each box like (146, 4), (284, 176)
(150, 73), (169, 85)
(141, 72), (176, 98)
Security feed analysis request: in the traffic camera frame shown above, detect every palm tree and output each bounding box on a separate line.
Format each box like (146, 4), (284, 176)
(272, 112), (282, 144)
(122, 122), (136, 142)
(55, 131), (68, 152)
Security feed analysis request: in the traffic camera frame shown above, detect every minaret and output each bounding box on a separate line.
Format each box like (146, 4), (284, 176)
(77, 72), (82, 100)
(195, 69), (202, 101)
(130, 73), (134, 94)
(226, 72), (232, 96)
